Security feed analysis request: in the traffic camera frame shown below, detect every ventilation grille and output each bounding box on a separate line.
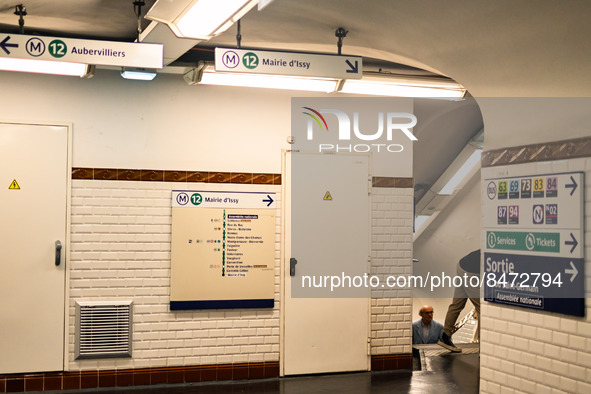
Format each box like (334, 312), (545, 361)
(75, 301), (132, 359)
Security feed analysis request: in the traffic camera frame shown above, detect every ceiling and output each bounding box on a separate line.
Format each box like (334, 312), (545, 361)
(0, 1), (156, 40)
(2, 0), (587, 207)
(1, 0), (587, 94)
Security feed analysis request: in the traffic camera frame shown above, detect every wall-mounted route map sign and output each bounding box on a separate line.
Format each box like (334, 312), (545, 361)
(482, 170), (585, 317)
(170, 191), (276, 310)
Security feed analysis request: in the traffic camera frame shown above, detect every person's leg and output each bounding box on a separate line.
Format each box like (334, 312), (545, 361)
(443, 297), (468, 336)
(465, 269), (480, 342)
(470, 296), (480, 342)
(442, 263), (470, 336)
(438, 263), (470, 352)
(438, 297), (465, 352)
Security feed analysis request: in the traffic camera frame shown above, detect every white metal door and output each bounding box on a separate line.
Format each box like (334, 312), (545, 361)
(0, 122), (68, 373)
(282, 152), (370, 376)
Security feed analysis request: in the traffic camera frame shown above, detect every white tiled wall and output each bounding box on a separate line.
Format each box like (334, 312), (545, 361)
(68, 180), (282, 371)
(370, 187), (414, 355)
(480, 158), (591, 394)
(68, 180), (414, 372)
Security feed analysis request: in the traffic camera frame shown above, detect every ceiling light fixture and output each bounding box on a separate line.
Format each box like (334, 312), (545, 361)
(0, 57), (91, 77)
(184, 62), (466, 98)
(187, 64), (338, 92)
(121, 68), (158, 81)
(146, 0), (259, 40)
(438, 148), (482, 195)
(0, 6), (92, 78)
(339, 73), (466, 99)
(414, 215), (432, 232)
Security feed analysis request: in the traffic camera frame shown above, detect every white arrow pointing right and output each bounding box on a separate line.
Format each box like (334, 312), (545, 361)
(565, 261), (578, 282)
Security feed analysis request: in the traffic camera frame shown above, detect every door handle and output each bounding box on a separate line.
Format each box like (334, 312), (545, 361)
(55, 240), (62, 266)
(290, 258), (297, 277)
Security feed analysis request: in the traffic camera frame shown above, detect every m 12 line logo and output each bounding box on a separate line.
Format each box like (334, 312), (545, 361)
(302, 107), (417, 153)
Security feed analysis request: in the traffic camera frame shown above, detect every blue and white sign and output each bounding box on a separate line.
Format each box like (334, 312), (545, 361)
(482, 170), (585, 317)
(215, 47), (362, 79)
(0, 33), (163, 68)
(484, 252), (583, 294)
(172, 190), (276, 209)
(532, 204), (544, 224)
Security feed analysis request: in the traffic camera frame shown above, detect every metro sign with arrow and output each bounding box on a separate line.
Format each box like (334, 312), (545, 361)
(0, 33), (163, 68)
(172, 191), (276, 209)
(215, 47), (363, 79)
(483, 170), (585, 316)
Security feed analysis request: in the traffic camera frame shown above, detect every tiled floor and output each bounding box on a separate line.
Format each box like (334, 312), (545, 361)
(43, 346), (479, 394)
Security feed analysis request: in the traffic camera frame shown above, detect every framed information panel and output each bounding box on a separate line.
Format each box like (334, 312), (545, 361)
(170, 190), (276, 310)
(482, 170), (585, 317)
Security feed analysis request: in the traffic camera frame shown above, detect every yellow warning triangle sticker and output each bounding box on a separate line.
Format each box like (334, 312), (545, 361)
(8, 179), (20, 190)
(323, 191), (332, 200)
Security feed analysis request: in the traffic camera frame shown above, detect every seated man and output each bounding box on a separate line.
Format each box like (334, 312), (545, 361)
(412, 305), (443, 344)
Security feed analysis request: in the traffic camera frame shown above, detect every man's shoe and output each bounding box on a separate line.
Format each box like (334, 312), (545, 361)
(438, 333), (462, 353)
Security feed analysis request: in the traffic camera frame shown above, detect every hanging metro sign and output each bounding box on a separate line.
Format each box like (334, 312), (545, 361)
(0, 34), (163, 68)
(215, 47), (363, 79)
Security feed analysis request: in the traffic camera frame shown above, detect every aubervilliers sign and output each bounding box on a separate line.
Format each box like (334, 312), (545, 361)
(0, 33), (163, 68)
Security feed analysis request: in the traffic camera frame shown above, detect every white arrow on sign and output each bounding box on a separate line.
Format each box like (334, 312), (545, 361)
(565, 261), (578, 282)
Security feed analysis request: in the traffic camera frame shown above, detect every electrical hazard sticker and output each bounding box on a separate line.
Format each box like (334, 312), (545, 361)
(8, 179), (20, 190)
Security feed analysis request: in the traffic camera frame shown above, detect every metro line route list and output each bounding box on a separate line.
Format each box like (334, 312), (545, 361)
(170, 191), (276, 310)
(224, 214), (266, 277)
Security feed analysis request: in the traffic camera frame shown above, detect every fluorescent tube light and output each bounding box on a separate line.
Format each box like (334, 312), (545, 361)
(413, 211), (441, 240)
(258, 0), (275, 10)
(121, 68), (157, 81)
(147, 0), (259, 39)
(198, 66), (338, 92)
(0, 57), (90, 77)
(186, 63), (466, 97)
(414, 215), (431, 232)
(438, 149), (482, 195)
(339, 74), (466, 99)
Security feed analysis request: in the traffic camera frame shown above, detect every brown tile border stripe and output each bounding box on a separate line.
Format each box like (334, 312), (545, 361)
(371, 353), (413, 371)
(481, 136), (591, 168)
(73, 168), (281, 185)
(73, 168), (412, 188)
(0, 362), (280, 392)
(372, 177), (414, 188)
(0, 355), (413, 392)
